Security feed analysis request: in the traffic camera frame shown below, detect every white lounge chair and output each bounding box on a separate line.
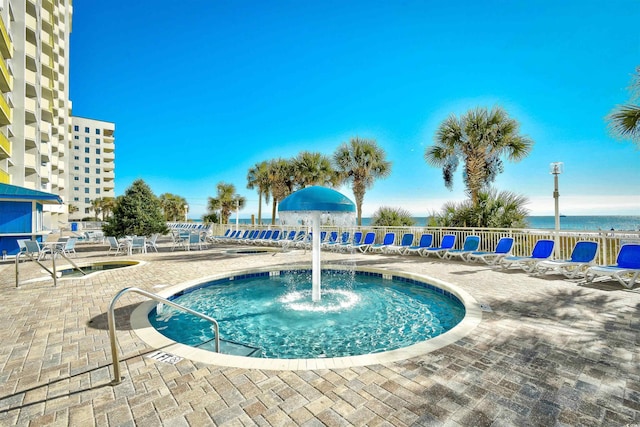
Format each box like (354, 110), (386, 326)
(584, 244), (640, 289)
(404, 234), (433, 256)
(444, 235), (481, 260)
(384, 233), (414, 254)
(499, 239), (555, 272)
(465, 237), (514, 264)
(369, 232), (396, 253)
(534, 241), (599, 278)
(422, 235), (456, 258)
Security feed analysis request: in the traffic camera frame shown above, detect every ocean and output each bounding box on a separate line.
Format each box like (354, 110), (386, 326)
(226, 215), (640, 231)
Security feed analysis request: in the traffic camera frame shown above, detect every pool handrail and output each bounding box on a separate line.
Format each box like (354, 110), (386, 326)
(108, 287), (220, 385)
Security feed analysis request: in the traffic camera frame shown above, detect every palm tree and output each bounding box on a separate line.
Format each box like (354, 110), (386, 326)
(607, 67), (640, 145)
(246, 161), (271, 225)
(159, 193), (188, 221)
(425, 107), (533, 207)
(207, 182), (246, 224)
(371, 206), (415, 226)
(90, 198), (103, 220)
(292, 151), (338, 189)
(333, 137), (391, 225)
(266, 159), (295, 224)
(101, 197), (116, 220)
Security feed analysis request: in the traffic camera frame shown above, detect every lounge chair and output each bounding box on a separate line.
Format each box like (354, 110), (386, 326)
(465, 237), (514, 264)
(340, 231), (362, 252)
(584, 243), (640, 289)
(352, 232), (376, 253)
(369, 232), (396, 253)
(499, 239), (555, 272)
(534, 241), (599, 278)
(130, 236), (147, 254)
(321, 232), (339, 249)
(444, 235), (481, 260)
(422, 235), (456, 258)
(404, 234), (433, 256)
(59, 237), (78, 258)
(385, 233), (414, 254)
(326, 232), (350, 251)
(23, 240), (52, 261)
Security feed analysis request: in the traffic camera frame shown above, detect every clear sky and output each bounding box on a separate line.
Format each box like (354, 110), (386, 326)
(69, 0), (640, 219)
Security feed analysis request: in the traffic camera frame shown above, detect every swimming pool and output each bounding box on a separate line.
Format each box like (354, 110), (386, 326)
(138, 266), (480, 367)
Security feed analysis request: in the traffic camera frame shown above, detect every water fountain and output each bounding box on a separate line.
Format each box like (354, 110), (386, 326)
(278, 186), (356, 302)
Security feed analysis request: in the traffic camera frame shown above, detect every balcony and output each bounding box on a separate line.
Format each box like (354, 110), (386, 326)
(0, 57), (12, 92)
(0, 130), (10, 158)
(0, 17), (13, 59)
(40, 122), (51, 142)
(0, 92), (11, 125)
(103, 151), (115, 161)
(0, 166), (8, 184)
(25, 123), (37, 143)
(24, 152), (37, 170)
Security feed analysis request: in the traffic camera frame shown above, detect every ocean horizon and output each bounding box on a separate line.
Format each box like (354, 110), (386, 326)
(206, 215), (640, 231)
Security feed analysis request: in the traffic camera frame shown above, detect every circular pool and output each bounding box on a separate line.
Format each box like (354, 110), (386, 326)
(131, 265), (481, 370)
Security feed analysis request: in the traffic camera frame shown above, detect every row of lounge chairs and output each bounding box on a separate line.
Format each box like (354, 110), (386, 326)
(213, 228), (640, 289)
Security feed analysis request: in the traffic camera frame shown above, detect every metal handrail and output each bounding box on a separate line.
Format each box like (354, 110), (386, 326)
(16, 244), (86, 288)
(108, 287), (220, 385)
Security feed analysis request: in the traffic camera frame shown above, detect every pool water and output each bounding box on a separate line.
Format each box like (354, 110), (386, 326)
(149, 270), (465, 359)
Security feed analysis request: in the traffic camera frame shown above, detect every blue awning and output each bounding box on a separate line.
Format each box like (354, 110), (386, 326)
(0, 183), (63, 204)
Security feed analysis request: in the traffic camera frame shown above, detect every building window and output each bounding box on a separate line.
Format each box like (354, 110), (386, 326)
(85, 127), (90, 133)
(84, 188), (89, 194)
(96, 168), (100, 174)
(96, 129), (100, 135)
(96, 159), (101, 164)
(85, 198), (90, 203)
(74, 125), (79, 131)
(84, 177), (89, 183)
(96, 188), (101, 194)
(85, 137), (90, 143)
(74, 145), (79, 150)
(74, 156), (79, 160)
(74, 177), (79, 181)
(85, 157), (90, 164)
(85, 208), (90, 214)
(96, 139), (100, 144)
(84, 147), (90, 153)
(74, 166), (79, 171)
(96, 148), (101, 155)
(73, 186), (79, 191)
(85, 167), (90, 173)
(96, 178), (101, 184)
(73, 197), (79, 202)
(74, 135), (79, 140)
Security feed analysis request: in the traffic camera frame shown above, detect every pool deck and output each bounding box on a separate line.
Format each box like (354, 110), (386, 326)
(0, 239), (639, 426)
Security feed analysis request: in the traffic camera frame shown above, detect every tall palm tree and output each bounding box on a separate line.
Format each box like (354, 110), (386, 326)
(607, 67), (640, 145)
(207, 182), (246, 224)
(292, 151), (338, 189)
(425, 107), (533, 207)
(90, 198), (103, 220)
(333, 137), (391, 225)
(246, 161), (271, 225)
(101, 197), (116, 220)
(267, 159), (295, 224)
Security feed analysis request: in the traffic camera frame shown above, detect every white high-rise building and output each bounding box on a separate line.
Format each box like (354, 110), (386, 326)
(0, 0), (73, 228)
(68, 116), (115, 221)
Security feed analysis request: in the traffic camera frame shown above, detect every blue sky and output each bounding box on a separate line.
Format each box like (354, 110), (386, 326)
(70, 0), (640, 219)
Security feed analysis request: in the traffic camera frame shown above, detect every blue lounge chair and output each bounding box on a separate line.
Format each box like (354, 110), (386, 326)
(352, 232), (376, 253)
(385, 233), (414, 254)
(444, 235), (481, 260)
(422, 235), (456, 258)
(465, 237), (514, 264)
(585, 244), (640, 289)
(321, 231), (339, 249)
(326, 232), (350, 251)
(535, 241), (599, 278)
(405, 234), (433, 256)
(340, 232), (362, 252)
(499, 239), (555, 272)
(369, 232), (396, 253)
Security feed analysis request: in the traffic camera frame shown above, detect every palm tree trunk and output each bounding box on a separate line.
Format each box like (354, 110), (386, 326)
(257, 190), (263, 225)
(271, 200), (278, 225)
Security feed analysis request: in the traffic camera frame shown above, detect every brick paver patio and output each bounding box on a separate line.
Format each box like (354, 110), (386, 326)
(1, 237), (638, 426)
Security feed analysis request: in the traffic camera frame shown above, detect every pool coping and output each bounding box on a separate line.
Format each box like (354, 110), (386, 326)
(130, 264), (482, 370)
(19, 259), (145, 283)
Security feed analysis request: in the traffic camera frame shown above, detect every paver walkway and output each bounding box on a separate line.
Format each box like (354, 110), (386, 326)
(0, 238), (638, 426)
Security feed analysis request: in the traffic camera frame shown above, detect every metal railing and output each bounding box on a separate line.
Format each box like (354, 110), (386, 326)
(108, 287), (220, 385)
(15, 245), (86, 287)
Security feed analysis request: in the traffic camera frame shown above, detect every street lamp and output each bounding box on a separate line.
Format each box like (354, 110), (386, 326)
(550, 162), (563, 256)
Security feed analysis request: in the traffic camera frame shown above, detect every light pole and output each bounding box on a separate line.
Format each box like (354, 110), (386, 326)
(550, 162), (563, 256)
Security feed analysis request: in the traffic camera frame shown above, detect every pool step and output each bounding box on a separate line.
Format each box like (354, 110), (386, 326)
(197, 338), (262, 357)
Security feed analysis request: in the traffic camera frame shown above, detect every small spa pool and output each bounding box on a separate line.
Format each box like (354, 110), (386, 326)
(57, 261), (139, 278)
(147, 267), (471, 360)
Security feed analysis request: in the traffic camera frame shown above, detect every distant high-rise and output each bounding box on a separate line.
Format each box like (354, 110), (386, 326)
(68, 116), (115, 221)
